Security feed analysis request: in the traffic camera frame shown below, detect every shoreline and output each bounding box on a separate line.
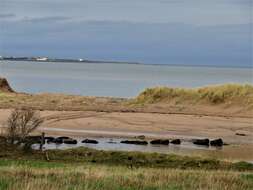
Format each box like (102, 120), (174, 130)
(1, 59), (252, 69)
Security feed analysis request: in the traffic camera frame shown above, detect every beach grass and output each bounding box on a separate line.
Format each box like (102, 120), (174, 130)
(0, 83), (252, 117)
(134, 84), (253, 105)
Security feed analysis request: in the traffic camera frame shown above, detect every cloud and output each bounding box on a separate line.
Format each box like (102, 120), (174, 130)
(0, 0), (251, 26)
(0, 1), (251, 67)
(0, 13), (16, 19)
(0, 19), (251, 67)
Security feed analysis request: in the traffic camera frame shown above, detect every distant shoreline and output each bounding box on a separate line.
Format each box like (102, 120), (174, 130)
(0, 57), (252, 69)
(0, 57), (141, 65)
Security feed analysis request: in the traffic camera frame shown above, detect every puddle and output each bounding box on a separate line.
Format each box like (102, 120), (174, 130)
(32, 137), (253, 163)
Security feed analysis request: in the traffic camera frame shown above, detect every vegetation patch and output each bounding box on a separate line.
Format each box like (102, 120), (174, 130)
(134, 84), (253, 106)
(0, 160), (252, 190)
(0, 177), (12, 190)
(0, 159), (66, 168)
(0, 145), (252, 172)
(0, 143), (253, 190)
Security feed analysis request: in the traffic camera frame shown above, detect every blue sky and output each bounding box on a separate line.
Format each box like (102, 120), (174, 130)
(0, 0), (252, 66)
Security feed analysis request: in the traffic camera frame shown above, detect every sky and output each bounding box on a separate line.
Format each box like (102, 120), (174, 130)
(0, 0), (252, 67)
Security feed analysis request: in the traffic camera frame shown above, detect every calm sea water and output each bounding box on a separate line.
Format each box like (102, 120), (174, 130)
(0, 61), (252, 97)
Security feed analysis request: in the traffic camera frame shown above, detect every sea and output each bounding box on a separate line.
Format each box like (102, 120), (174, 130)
(0, 61), (252, 97)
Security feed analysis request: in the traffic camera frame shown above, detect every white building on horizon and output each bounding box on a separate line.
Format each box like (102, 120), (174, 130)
(36, 57), (48, 61)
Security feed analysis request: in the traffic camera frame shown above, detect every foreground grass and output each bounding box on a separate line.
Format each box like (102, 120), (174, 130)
(0, 145), (253, 190)
(0, 159), (252, 190)
(1, 146), (253, 171)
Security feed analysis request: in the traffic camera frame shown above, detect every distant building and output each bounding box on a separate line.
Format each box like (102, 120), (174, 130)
(79, 58), (83, 62)
(36, 57), (48, 61)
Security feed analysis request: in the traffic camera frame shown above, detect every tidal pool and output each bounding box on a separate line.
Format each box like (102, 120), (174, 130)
(32, 137), (253, 163)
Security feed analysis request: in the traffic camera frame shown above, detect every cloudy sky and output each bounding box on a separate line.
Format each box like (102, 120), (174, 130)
(0, 0), (252, 66)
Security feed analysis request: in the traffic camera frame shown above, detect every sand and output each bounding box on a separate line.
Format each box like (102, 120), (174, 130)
(0, 109), (252, 145)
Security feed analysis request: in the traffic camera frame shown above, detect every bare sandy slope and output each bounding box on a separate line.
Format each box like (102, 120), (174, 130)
(0, 109), (252, 145)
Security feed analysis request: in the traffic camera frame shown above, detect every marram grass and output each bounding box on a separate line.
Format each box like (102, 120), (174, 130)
(135, 84), (253, 105)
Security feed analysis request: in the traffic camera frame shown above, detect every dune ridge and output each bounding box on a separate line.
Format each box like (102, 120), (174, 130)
(135, 84), (253, 106)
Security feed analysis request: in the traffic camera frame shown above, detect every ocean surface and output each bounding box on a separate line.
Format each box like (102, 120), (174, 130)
(0, 61), (252, 97)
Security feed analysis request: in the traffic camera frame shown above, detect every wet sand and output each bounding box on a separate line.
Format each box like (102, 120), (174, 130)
(0, 109), (252, 145)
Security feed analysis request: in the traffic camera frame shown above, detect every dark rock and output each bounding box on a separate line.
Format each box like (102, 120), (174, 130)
(45, 136), (54, 140)
(53, 138), (63, 144)
(120, 140), (148, 145)
(53, 136), (71, 144)
(82, 139), (99, 144)
(45, 137), (55, 143)
(193, 138), (209, 146)
(210, 138), (223, 146)
(63, 139), (78, 144)
(150, 139), (170, 145)
(235, 133), (246, 136)
(170, 139), (181, 145)
(57, 136), (71, 140)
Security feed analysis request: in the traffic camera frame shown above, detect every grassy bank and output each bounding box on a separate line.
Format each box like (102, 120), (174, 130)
(0, 160), (253, 190)
(1, 145), (253, 171)
(0, 144), (253, 190)
(135, 84), (253, 106)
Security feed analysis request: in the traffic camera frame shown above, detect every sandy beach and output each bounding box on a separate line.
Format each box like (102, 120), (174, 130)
(0, 109), (252, 145)
(0, 78), (252, 146)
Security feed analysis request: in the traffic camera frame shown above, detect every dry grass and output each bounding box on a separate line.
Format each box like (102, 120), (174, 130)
(0, 161), (252, 190)
(0, 92), (125, 111)
(135, 84), (253, 105)
(0, 83), (252, 117)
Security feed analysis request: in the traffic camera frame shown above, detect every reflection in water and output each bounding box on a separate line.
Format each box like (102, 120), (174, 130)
(32, 137), (253, 163)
